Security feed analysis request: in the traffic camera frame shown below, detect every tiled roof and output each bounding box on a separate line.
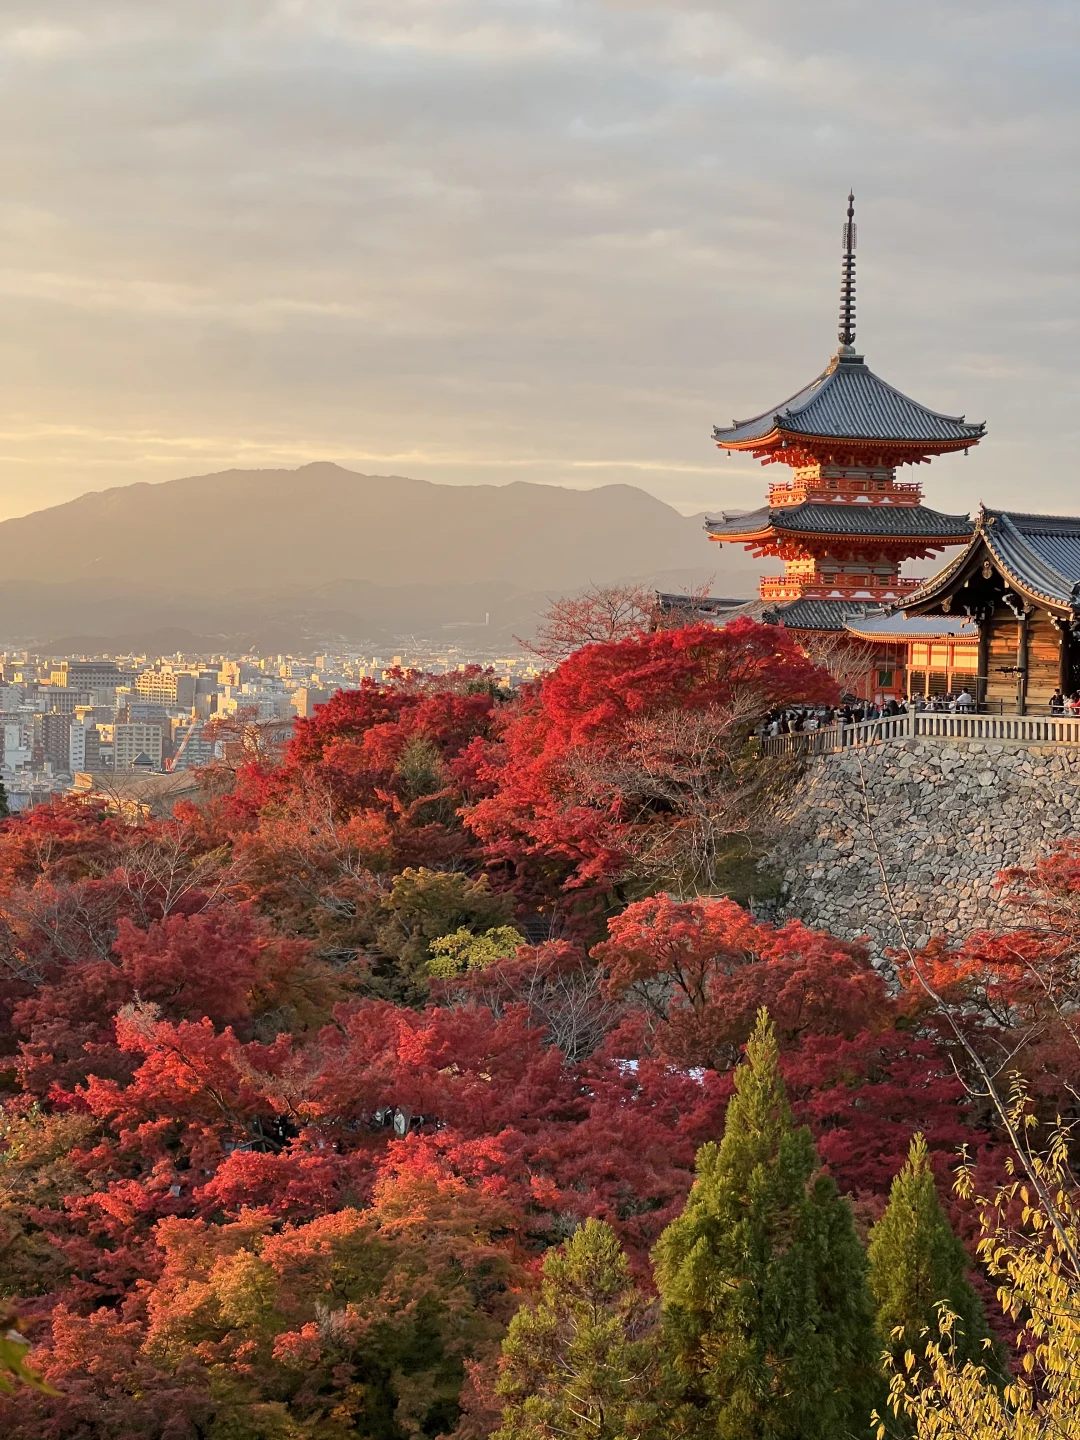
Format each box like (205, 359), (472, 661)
(842, 613), (977, 642)
(655, 593), (749, 614)
(713, 352), (986, 449)
(905, 510), (1080, 613)
(766, 599), (887, 633)
(983, 512), (1080, 607)
(706, 502), (973, 541)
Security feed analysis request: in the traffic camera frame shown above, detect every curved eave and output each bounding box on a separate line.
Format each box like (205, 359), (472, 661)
(707, 523), (973, 546)
(713, 425), (980, 459)
(843, 619), (978, 642)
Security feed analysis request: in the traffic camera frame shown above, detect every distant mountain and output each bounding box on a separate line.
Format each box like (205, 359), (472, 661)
(0, 464), (767, 649)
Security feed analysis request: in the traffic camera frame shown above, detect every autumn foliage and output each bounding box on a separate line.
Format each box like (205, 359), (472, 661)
(0, 620), (1062, 1436)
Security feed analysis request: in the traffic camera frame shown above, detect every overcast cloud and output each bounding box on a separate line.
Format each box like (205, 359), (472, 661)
(0, 0), (1076, 522)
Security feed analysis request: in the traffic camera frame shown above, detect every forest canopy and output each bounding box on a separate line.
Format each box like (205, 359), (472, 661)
(0, 619), (1075, 1439)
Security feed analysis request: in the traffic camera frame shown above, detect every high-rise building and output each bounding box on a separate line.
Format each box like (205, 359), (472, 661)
(135, 671), (196, 708)
(34, 712), (73, 770)
(113, 722), (164, 771)
(69, 711), (102, 772)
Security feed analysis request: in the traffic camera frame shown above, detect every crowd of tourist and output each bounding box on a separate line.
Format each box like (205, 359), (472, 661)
(760, 685), (1080, 740)
(760, 688), (978, 737)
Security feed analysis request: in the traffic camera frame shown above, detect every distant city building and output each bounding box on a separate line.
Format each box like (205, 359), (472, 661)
(35, 711), (73, 771)
(0, 717), (30, 771)
(170, 719), (217, 771)
(118, 700), (171, 725)
(135, 670), (196, 708)
(113, 722), (164, 771)
(43, 688), (93, 715)
(69, 711), (102, 771)
(291, 686), (333, 719)
(51, 660), (123, 690)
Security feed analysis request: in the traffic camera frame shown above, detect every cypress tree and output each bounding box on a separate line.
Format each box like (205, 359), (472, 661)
(869, 1133), (998, 1377)
(653, 1008), (880, 1440)
(494, 1217), (661, 1440)
(0, 780), (8, 820)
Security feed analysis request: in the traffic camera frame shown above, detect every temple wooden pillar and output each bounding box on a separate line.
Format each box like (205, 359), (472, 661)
(1061, 624), (1072, 695)
(976, 618), (990, 709)
(1017, 611), (1030, 715)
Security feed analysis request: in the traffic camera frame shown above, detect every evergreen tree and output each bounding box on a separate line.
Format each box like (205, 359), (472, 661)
(869, 1134), (998, 1378)
(0, 781), (8, 820)
(494, 1217), (661, 1440)
(653, 1008), (880, 1440)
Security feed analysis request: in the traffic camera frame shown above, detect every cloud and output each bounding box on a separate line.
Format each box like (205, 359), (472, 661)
(0, 0), (1077, 520)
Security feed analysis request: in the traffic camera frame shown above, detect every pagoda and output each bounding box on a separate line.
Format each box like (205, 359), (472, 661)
(707, 195), (983, 645)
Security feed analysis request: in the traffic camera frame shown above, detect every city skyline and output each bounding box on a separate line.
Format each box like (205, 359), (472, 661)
(1, 1), (1078, 524)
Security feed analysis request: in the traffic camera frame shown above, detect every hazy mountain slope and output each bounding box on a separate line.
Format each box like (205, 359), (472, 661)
(0, 463), (753, 592)
(0, 465), (772, 647)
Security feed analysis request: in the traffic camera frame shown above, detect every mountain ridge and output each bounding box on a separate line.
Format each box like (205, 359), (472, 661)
(0, 463), (766, 647)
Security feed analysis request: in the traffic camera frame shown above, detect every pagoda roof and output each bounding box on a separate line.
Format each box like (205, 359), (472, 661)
(713, 351), (985, 454)
(706, 501), (973, 544)
(904, 509), (1080, 616)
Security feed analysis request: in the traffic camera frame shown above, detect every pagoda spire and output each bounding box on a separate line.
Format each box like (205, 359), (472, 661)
(838, 191), (857, 350)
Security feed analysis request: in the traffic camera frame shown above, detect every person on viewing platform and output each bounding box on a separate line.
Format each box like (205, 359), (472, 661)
(955, 688), (974, 712)
(1051, 689), (1065, 714)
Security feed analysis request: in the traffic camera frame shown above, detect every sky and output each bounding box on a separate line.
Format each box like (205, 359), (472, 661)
(0, 0), (1077, 523)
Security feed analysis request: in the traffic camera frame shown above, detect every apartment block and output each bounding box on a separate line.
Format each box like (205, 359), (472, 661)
(69, 712), (102, 771)
(113, 722), (164, 771)
(34, 712), (73, 770)
(135, 670), (196, 708)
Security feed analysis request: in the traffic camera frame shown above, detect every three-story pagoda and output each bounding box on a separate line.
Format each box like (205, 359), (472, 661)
(707, 196), (983, 648)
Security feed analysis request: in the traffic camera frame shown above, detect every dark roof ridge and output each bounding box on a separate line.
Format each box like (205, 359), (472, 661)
(983, 507), (1080, 530)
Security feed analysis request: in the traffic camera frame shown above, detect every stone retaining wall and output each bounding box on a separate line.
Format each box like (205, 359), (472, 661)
(772, 738), (1080, 961)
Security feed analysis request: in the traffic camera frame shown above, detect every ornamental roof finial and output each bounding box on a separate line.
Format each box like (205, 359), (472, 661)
(838, 191), (857, 351)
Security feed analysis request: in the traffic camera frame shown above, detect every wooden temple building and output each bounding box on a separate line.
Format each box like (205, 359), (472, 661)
(901, 509), (1080, 713)
(705, 195), (985, 699)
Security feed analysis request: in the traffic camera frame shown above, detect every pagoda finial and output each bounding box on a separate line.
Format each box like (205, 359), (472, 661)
(838, 190), (857, 350)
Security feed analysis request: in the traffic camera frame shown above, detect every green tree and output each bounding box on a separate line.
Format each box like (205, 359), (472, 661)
(653, 1008), (880, 1440)
(495, 1218), (661, 1440)
(0, 781), (8, 821)
(879, 1114), (1080, 1439)
(428, 924), (524, 977)
(373, 867), (516, 1002)
(869, 1134), (998, 1384)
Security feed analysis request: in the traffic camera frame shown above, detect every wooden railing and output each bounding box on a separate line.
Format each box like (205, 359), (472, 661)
(760, 711), (1080, 757)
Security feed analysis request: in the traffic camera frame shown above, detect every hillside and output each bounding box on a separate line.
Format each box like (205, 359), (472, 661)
(0, 464), (768, 647)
